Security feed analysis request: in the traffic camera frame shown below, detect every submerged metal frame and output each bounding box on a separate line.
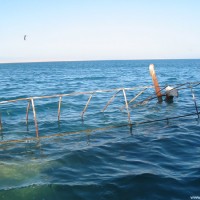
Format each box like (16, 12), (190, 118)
(0, 82), (199, 144)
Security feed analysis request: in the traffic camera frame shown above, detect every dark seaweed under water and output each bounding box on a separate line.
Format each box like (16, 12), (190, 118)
(0, 60), (200, 200)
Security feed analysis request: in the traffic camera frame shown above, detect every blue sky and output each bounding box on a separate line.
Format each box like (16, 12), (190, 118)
(0, 0), (200, 63)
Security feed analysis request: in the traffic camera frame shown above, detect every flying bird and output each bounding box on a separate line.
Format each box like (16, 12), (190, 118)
(24, 35), (27, 40)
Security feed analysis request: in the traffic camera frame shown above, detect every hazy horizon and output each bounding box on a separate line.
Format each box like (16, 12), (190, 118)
(1, 57), (200, 65)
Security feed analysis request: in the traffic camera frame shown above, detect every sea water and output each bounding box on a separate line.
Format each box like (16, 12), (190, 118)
(0, 60), (200, 200)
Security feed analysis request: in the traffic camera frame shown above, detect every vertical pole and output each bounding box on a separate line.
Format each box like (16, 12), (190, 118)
(58, 96), (62, 121)
(81, 94), (93, 119)
(190, 84), (199, 119)
(123, 89), (131, 124)
(31, 98), (39, 137)
(0, 112), (2, 131)
(149, 64), (162, 102)
(26, 100), (31, 125)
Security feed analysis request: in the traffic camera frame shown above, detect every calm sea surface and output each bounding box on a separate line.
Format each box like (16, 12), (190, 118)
(0, 60), (200, 200)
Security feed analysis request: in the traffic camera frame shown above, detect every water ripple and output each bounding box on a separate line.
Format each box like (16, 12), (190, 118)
(0, 60), (200, 199)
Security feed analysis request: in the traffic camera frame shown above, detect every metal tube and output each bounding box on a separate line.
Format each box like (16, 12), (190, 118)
(190, 83), (199, 118)
(81, 94), (93, 119)
(31, 98), (39, 137)
(0, 112), (2, 131)
(120, 88), (147, 110)
(58, 96), (62, 121)
(26, 100), (31, 125)
(123, 89), (131, 124)
(101, 89), (121, 112)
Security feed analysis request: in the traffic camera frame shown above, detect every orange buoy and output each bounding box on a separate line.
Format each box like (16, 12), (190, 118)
(149, 64), (163, 102)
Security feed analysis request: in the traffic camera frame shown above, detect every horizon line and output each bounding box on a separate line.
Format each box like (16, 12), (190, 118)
(0, 58), (200, 64)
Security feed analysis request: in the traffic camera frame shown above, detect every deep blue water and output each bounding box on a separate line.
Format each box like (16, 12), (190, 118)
(0, 60), (200, 200)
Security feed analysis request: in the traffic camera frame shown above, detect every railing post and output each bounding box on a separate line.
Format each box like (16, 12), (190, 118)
(81, 94), (93, 119)
(101, 89), (121, 112)
(0, 112), (2, 131)
(123, 89), (131, 124)
(58, 96), (62, 121)
(31, 98), (39, 137)
(26, 100), (31, 125)
(190, 83), (199, 119)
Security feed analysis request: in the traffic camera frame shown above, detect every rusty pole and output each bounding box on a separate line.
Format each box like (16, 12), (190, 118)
(149, 64), (162, 102)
